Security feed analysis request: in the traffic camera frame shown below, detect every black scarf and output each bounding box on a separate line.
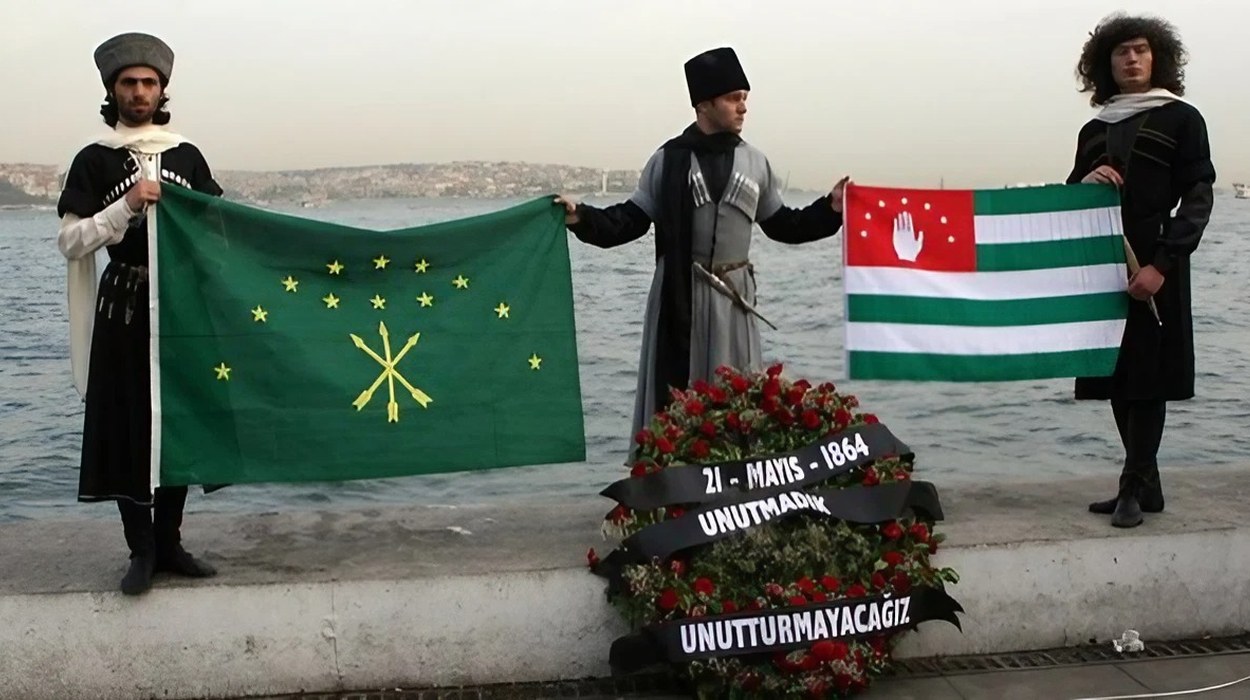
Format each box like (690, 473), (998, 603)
(651, 123), (741, 409)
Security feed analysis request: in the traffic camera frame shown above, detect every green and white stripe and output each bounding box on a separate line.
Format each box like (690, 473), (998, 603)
(845, 185), (1128, 382)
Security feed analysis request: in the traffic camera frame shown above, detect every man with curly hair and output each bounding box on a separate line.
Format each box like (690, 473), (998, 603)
(1066, 14), (1216, 528)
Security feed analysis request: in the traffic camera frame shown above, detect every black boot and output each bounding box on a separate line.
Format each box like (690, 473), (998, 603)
(1111, 495), (1143, 528)
(117, 498), (156, 595)
(1090, 492), (1164, 514)
(153, 486), (217, 578)
(120, 553), (155, 595)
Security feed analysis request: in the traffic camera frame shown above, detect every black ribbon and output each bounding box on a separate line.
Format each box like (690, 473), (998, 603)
(609, 586), (964, 674)
(593, 481), (943, 595)
(602, 423), (911, 511)
(626, 481), (940, 563)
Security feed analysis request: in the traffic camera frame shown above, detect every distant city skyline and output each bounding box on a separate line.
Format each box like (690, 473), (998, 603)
(1, 0), (1245, 190)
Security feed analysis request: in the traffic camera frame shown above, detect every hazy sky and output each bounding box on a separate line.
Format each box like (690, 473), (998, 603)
(1, 0), (1245, 190)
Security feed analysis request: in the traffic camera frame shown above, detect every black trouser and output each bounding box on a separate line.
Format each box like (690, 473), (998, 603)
(1111, 399), (1166, 505)
(117, 486), (188, 559)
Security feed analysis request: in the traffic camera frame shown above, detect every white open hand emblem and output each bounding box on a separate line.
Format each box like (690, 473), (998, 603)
(892, 211), (924, 263)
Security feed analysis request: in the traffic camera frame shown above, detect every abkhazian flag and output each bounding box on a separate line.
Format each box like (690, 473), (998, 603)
(151, 185), (585, 487)
(842, 183), (1129, 381)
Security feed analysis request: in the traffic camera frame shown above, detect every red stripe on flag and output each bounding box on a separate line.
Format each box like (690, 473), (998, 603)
(845, 184), (976, 273)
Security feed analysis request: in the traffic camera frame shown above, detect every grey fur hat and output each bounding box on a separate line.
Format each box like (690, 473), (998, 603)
(94, 32), (174, 86)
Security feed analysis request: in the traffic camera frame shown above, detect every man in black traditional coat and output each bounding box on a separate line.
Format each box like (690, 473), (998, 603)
(56, 32), (223, 593)
(1066, 14), (1216, 528)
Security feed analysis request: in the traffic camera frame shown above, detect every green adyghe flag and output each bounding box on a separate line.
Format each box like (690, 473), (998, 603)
(151, 185), (586, 487)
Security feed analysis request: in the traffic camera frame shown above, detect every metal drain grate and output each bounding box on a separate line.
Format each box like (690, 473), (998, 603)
(251, 633), (1250, 699)
(887, 633), (1250, 677)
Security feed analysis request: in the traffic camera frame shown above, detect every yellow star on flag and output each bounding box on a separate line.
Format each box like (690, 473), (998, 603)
(214, 362), (231, 381)
(252, 306), (269, 323)
(453, 275), (470, 289)
(495, 302), (510, 319)
(327, 260), (344, 275)
(528, 353), (542, 370)
(414, 259), (430, 273)
(371, 294), (387, 310)
(373, 255), (390, 270)
(417, 292), (434, 307)
(281, 276), (299, 292)
(323, 293), (340, 309)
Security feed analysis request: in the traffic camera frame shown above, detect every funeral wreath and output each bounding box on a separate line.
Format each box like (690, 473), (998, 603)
(589, 364), (962, 699)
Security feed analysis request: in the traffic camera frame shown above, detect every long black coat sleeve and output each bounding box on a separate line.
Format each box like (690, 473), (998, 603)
(567, 200), (653, 249)
(1154, 112), (1216, 273)
(758, 194), (843, 244)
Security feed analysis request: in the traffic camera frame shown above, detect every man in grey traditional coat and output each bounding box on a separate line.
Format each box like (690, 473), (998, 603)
(557, 47), (848, 441)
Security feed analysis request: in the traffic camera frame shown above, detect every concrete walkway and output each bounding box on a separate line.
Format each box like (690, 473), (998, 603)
(3, 465), (1250, 699)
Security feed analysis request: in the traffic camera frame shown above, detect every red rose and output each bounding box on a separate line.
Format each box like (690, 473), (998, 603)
(776, 410), (795, 426)
(707, 386), (727, 404)
(846, 584), (868, 598)
(670, 559), (687, 576)
(761, 396), (780, 414)
(862, 413), (880, 424)
(810, 640), (840, 660)
(691, 439), (710, 459)
(908, 522), (930, 542)
(730, 375), (750, 394)
(725, 412), (741, 430)
(655, 411), (671, 424)
(762, 377), (781, 399)
(691, 379), (710, 394)
(811, 591), (828, 603)
(802, 409), (822, 430)
(818, 381), (836, 393)
(630, 461), (648, 478)
(764, 582), (784, 598)
(798, 653), (818, 671)
(883, 551), (905, 567)
(835, 673), (853, 692)
(871, 572), (888, 590)
(788, 595), (807, 606)
(634, 429), (653, 446)
(700, 421), (717, 437)
(896, 469), (912, 481)
(667, 506), (685, 520)
(685, 398), (705, 416)
(786, 386), (807, 406)
(664, 424), (681, 440)
(655, 437), (675, 454)
(747, 599), (763, 611)
(657, 588), (679, 611)
(834, 408), (852, 427)
(767, 363), (784, 378)
(608, 505), (629, 523)
(812, 640), (849, 661)
(796, 576), (816, 594)
(821, 575), (840, 592)
(882, 521), (904, 540)
(892, 570), (912, 593)
(693, 577), (715, 596)
(586, 548), (599, 569)
(861, 469), (880, 487)
(721, 600), (738, 614)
